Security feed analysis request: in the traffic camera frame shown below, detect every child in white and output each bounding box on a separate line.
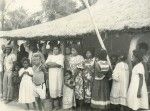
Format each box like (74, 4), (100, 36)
(18, 58), (35, 110)
(110, 55), (129, 107)
(128, 50), (149, 110)
(63, 70), (76, 110)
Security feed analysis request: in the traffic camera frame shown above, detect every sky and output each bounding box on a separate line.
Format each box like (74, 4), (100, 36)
(4, 0), (83, 15)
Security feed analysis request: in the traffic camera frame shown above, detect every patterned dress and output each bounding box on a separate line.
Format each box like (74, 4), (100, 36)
(69, 55), (84, 100)
(83, 58), (95, 103)
(63, 55), (76, 109)
(91, 60), (110, 109)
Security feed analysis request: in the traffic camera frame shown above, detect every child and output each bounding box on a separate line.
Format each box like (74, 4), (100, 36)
(63, 70), (76, 110)
(110, 55), (129, 111)
(12, 63), (20, 101)
(32, 53), (47, 111)
(18, 58), (36, 110)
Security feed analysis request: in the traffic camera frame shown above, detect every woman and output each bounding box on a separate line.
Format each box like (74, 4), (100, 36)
(91, 49), (111, 110)
(110, 55), (129, 111)
(127, 50), (149, 111)
(17, 44), (29, 67)
(45, 45), (64, 110)
(83, 50), (95, 106)
(63, 47), (76, 110)
(69, 46), (84, 109)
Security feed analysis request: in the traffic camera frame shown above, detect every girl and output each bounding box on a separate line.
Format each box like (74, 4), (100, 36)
(83, 50), (95, 108)
(18, 58), (36, 110)
(69, 46), (84, 110)
(110, 55), (129, 111)
(91, 49), (111, 111)
(127, 50), (149, 111)
(12, 63), (20, 101)
(63, 70), (76, 110)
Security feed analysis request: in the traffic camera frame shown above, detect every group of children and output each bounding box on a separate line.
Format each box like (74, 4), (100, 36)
(12, 54), (47, 111)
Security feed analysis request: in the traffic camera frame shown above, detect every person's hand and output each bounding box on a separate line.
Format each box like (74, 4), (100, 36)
(137, 91), (142, 98)
(23, 71), (27, 75)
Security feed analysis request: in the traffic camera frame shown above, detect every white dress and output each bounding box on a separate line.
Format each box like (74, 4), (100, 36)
(63, 84), (76, 109)
(127, 62), (149, 110)
(46, 54), (64, 98)
(18, 67), (35, 103)
(110, 62), (129, 106)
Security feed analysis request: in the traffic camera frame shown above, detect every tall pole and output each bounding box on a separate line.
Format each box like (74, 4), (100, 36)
(81, 0), (112, 69)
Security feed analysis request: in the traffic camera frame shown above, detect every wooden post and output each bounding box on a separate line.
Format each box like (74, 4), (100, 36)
(81, 0), (112, 69)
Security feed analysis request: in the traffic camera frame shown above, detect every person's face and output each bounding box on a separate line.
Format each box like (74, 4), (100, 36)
(65, 73), (71, 79)
(65, 47), (70, 55)
(139, 49), (147, 56)
(23, 61), (29, 68)
(86, 51), (92, 59)
(6, 48), (11, 54)
(32, 57), (41, 66)
(53, 47), (59, 55)
(1, 45), (5, 52)
(15, 66), (20, 71)
(71, 48), (78, 56)
(132, 54), (138, 64)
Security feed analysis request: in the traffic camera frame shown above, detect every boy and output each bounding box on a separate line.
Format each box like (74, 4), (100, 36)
(32, 53), (47, 111)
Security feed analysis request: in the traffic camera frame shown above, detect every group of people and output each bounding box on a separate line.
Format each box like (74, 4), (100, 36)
(0, 40), (149, 111)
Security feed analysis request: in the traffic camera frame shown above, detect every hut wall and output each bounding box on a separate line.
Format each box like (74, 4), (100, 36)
(82, 31), (150, 57)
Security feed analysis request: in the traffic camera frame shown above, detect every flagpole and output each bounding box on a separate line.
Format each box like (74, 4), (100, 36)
(81, 0), (112, 69)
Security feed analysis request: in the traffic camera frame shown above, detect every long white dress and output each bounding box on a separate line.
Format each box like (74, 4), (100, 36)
(110, 62), (129, 106)
(127, 62), (149, 110)
(18, 67), (35, 103)
(46, 54), (64, 98)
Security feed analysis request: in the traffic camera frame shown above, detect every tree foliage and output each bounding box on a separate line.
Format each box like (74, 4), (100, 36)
(4, 7), (28, 30)
(42, 0), (77, 21)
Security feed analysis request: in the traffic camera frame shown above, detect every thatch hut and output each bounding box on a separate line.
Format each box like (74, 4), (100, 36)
(0, 0), (150, 57)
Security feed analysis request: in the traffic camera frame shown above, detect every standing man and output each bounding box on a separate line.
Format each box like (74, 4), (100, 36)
(3, 44), (16, 103)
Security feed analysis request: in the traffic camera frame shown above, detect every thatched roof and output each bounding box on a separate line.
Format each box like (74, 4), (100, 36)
(0, 0), (150, 39)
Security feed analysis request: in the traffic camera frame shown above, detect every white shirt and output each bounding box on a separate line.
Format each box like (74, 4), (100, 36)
(4, 53), (16, 71)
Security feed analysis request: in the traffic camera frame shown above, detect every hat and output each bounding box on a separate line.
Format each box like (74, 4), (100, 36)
(5, 44), (12, 49)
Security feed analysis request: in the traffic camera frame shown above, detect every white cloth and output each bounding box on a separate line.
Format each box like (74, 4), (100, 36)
(127, 62), (149, 110)
(110, 62), (129, 106)
(46, 54), (64, 98)
(4, 53), (16, 71)
(18, 67), (35, 103)
(33, 83), (46, 99)
(63, 85), (76, 109)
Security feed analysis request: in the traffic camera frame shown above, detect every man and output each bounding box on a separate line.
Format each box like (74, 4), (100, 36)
(3, 44), (16, 103)
(32, 53), (47, 111)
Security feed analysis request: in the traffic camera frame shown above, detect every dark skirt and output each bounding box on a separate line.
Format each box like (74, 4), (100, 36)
(91, 77), (110, 109)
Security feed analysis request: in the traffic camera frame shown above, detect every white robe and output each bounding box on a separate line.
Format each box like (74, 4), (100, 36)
(46, 54), (64, 98)
(110, 62), (129, 106)
(127, 62), (149, 110)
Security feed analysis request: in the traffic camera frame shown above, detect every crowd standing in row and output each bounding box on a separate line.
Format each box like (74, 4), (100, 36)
(0, 40), (149, 111)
